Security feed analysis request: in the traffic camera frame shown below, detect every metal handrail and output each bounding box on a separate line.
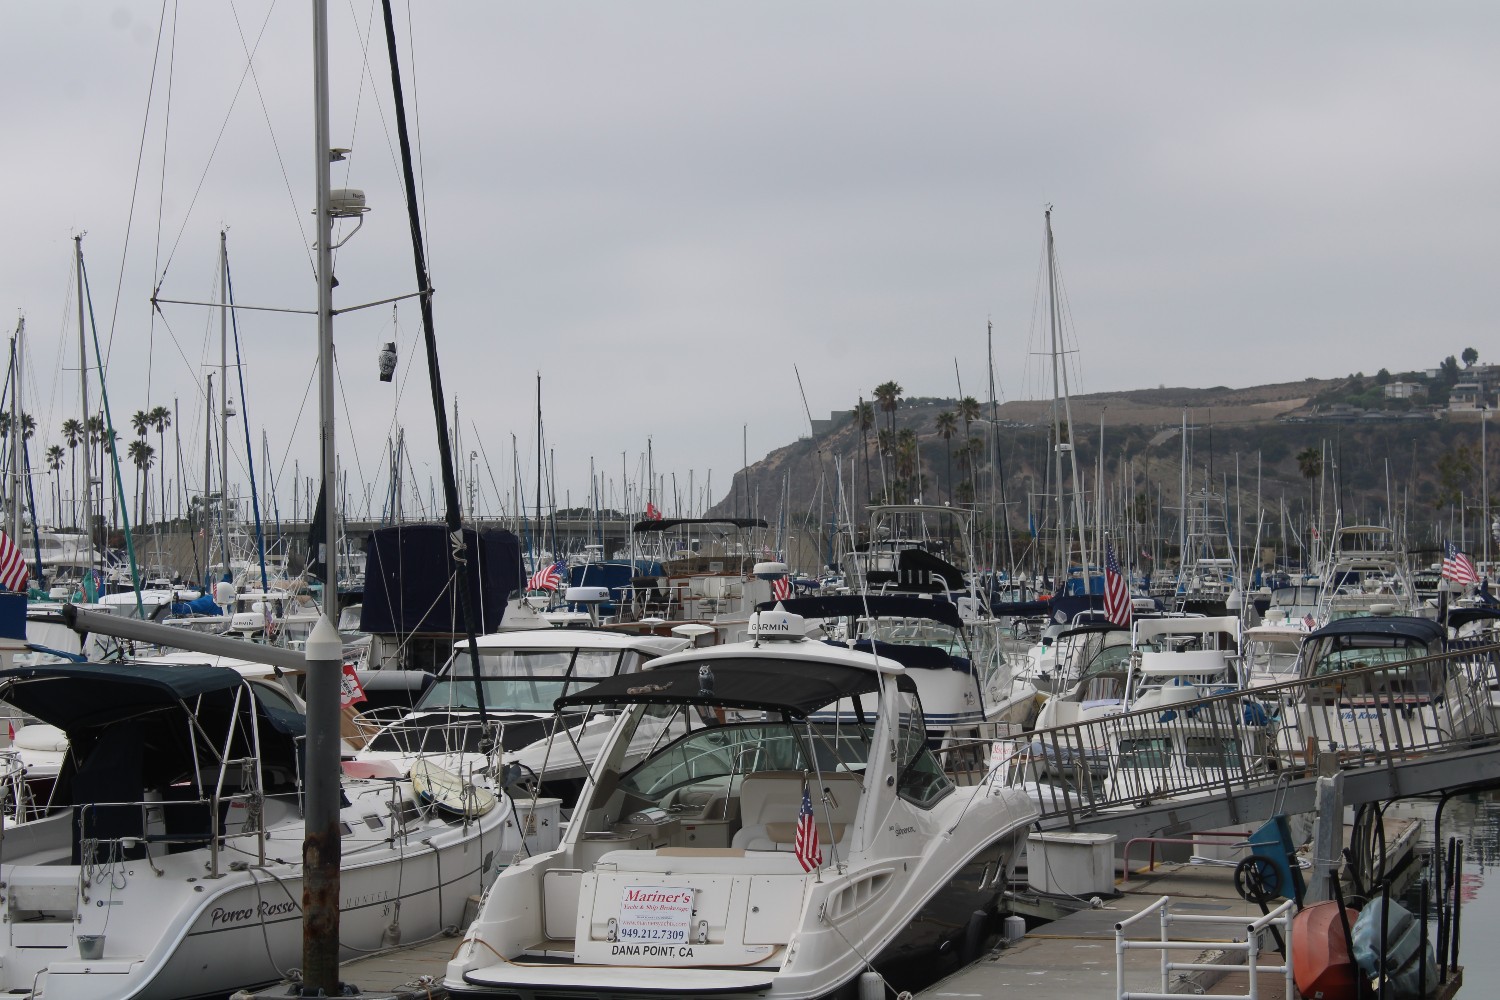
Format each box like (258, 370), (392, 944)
(987, 643), (1500, 822)
(75, 784), (265, 878)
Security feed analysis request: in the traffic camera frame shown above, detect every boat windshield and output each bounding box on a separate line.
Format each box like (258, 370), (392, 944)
(1305, 639), (1433, 677)
(1245, 638), (1301, 679)
(420, 648), (645, 712)
(1079, 642), (1132, 682)
(617, 721), (873, 801)
(864, 619), (962, 651)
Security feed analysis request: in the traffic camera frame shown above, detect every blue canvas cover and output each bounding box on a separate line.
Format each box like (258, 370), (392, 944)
(359, 524), (521, 635)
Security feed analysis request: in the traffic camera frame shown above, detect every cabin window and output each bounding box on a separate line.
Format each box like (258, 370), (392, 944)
(1116, 737), (1171, 769)
(894, 702), (952, 808)
(1182, 737), (1243, 770)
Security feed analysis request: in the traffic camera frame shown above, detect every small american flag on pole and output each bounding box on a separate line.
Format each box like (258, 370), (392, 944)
(771, 575), (792, 601)
(1102, 538), (1131, 627)
(1443, 541), (1479, 587)
(0, 532), (28, 593)
(527, 559), (566, 592)
(795, 786), (822, 872)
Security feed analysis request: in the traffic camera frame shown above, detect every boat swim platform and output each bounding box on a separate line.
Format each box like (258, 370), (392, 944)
(920, 815), (1462, 1000)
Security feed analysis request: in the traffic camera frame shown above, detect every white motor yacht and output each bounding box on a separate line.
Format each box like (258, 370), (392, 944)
(353, 628), (691, 804)
(445, 607), (1040, 1000)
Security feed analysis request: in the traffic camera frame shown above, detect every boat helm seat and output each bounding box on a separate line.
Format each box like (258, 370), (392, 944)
(731, 770), (861, 853)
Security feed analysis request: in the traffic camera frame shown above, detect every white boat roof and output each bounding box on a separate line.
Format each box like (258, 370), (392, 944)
(453, 628), (687, 657)
(647, 633), (907, 676)
(1136, 654), (1236, 676)
(1135, 615), (1242, 642)
(1243, 623), (1312, 640)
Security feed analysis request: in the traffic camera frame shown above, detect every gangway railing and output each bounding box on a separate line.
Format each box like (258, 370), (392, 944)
(1115, 895), (1294, 1000)
(975, 643), (1500, 824)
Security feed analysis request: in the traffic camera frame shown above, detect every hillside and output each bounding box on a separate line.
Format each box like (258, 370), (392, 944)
(708, 376), (1491, 567)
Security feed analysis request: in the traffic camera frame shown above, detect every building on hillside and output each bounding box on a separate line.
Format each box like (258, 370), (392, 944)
(1449, 381), (1489, 411)
(1384, 380), (1421, 399)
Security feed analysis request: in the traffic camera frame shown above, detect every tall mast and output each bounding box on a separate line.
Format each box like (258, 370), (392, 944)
(1045, 208), (1091, 585)
(535, 373), (542, 564)
(1179, 409), (1188, 583)
(204, 374), (213, 587)
(219, 230), (231, 578)
(75, 236), (94, 579)
(11, 321), (23, 547)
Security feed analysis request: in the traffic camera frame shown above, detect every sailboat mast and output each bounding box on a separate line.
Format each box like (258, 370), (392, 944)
(11, 321), (24, 549)
(1179, 409), (1188, 582)
(219, 230), (232, 580)
(1049, 213), (1090, 590)
(75, 236), (94, 580)
(1045, 209), (1069, 584)
(378, 0), (487, 723)
(535, 373), (543, 565)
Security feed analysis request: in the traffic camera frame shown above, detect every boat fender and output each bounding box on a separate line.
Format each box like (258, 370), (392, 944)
(962, 909), (988, 963)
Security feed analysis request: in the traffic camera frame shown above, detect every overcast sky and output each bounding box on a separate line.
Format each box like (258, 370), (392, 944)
(3, 2), (1497, 522)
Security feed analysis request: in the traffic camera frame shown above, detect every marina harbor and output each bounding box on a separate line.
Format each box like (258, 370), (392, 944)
(4, 4), (1500, 999)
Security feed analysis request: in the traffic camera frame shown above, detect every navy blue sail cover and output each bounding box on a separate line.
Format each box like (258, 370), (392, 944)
(359, 524), (521, 635)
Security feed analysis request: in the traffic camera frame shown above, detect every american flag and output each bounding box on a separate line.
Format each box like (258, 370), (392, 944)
(0, 532), (27, 593)
(1102, 538), (1131, 627)
(771, 575), (792, 601)
(527, 559), (566, 592)
(1443, 541), (1479, 587)
(1303, 613), (1317, 630)
(794, 786), (822, 873)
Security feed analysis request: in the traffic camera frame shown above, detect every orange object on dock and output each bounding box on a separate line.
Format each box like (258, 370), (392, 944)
(1292, 900), (1360, 1000)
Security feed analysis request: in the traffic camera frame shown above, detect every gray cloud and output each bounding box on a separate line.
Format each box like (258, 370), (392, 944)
(3, 2), (1497, 519)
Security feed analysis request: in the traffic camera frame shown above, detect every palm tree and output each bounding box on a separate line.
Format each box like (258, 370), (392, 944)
(45, 445), (64, 526)
(958, 397), (982, 505)
(876, 428), (895, 502)
(61, 419), (82, 528)
(127, 439), (155, 526)
(896, 427), (919, 501)
(1295, 446), (1322, 482)
(935, 411), (958, 504)
(149, 405), (172, 526)
(957, 396), (981, 438)
(130, 409), (150, 439)
(852, 400), (874, 504)
(873, 381), (903, 437)
(1296, 445), (1323, 553)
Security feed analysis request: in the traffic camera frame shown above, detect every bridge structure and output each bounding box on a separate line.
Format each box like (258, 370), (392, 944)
(983, 643), (1500, 880)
